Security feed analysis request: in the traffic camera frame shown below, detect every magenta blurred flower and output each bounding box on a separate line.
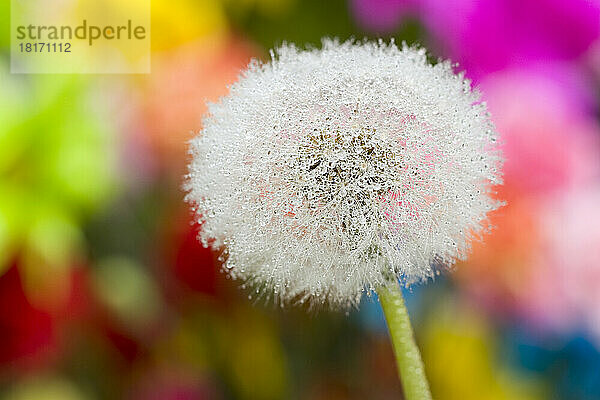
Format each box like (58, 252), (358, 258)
(350, 0), (418, 33)
(421, 0), (600, 79)
(351, 0), (600, 79)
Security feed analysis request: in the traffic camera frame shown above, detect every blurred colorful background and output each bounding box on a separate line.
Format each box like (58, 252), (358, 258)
(2, 0), (600, 399)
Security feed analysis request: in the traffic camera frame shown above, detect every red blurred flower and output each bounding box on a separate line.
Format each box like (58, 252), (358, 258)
(128, 367), (221, 400)
(173, 222), (219, 296)
(0, 265), (56, 370)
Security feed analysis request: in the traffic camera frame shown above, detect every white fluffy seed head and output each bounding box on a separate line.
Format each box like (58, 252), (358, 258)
(185, 39), (503, 308)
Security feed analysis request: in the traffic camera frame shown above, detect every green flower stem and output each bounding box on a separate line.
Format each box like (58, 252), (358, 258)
(379, 282), (432, 400)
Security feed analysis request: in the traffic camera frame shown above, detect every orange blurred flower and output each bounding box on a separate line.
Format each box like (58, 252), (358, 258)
(132, 36), (256, 172)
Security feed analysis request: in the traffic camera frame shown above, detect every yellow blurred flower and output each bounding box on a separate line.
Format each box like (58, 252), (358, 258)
(162, 304), (289, 400)
(224, 306), (289, 400)
(223, 0), (295, 17)
(152, 0), (229, 51)
(422, 298), (545, 400)
(3, 375), (89, 400)
(91, 256), (163, 332)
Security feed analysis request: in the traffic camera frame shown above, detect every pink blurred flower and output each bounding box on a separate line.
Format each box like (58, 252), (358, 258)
(480, 67), (600, 196)
(520, 187), (600, 340)
(350, 0), (418, 33)
(456, 66), (600, 337)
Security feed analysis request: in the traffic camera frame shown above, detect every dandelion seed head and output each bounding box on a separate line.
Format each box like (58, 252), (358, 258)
(185, 39), (503, 308)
